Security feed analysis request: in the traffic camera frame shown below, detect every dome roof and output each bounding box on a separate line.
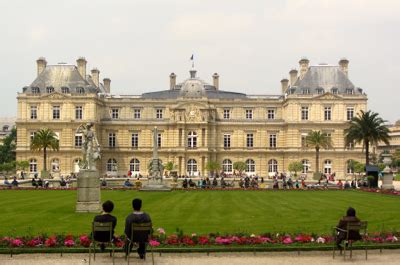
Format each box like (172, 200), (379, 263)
(178, 69), (216, 98)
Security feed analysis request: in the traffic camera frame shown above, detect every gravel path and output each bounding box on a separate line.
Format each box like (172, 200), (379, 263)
(1, 250), (400, 265)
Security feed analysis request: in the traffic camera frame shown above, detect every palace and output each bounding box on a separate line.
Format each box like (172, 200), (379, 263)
(16, 57), (367, 178)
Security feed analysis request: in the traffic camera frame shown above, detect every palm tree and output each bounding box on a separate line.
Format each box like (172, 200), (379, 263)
(306, 131), (332, 176)
(30, 128), (59, 173)
(345, 110), (390, 165)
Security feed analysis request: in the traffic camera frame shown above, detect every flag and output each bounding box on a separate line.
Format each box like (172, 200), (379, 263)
(190, 54), (194, 60)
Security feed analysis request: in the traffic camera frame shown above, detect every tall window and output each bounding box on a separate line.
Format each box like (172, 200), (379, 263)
(30, 106), (37, 120)
(324, 159), (332, 174)
(156, 109), (163, 119)
(134, 109), (141, 119)
(187, 159), (197, 175)
(187, 131), (197, 148)
(269, 134), (277, 148)
(111, 108), (119, 119)
(302, 88), (310, 94)
(268, 159), (278, 173)
(76, 87), (85, 94)
(108, 133), (116, 147)
(46, 87), (54, 93)
(346, 88), (354, 95)
(30, 132), (37, 141)
(301, 133), (308, 148)
(324, 133), (332, 149)
(51, 159), (60, 172)
(223, 134), (231, 149)
(331, 88), (338, 95)
(75, 106), (83, 120)
(267, 109), (275, 120)
(61, 87), (69, 93)
(347, 107), (354, 121)
(223, 109), (230, 119)
(130, 158), (140, 172)
(245, 159), (255, 173)
(29, 159), (37, 173)
(157, 133), (162, 147)
(32, 87), (40, 94)
(75, 134), (83, 147)
(131, 133), (139, 148)
(324, 107), (332, 121)
(52, 106), (60, 120)
(346, 141), (354, 150)
(246, 133), (253, 148)
(245, 109), (253, 120)
(107, 158), (117, 172)
(301, 106), (309, 120)
(302, 159), (310, 173)
(222, 159), (233, 173)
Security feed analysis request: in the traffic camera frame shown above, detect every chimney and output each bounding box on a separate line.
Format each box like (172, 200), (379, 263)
(299, 57), (310, 80)
(91, 68), (100, 87)
(289, 69), (298, 86)
(339, 58), (349, 76)
(169, 73), (176, 90)
(76, 57), (87, 78)
(36, 57), (47, 76)
(103, 78), (111, 93)
(212, 73), (219, 90)
(280, 78), (289, 94)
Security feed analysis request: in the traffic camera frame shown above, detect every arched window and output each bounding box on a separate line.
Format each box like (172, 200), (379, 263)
(2, 125), (9, 131)
(51, 158), (60, 172)
(130, 158), (140, 172)
(222, 159), (233, 173)
(187, 159), (197, 175)
(331, 88), (338, 94)
(268, 159), (278, 173)
(245, 159), (255, 173)
(76, 87), (85, 94)
(29, 159), (37, 173)
(302, 159), (311, 173)
(31, 87), (40, 94)
(46, 86), (54, 93)
(73, 159), (81, 173)
(347, 160), (354, 174)
(107, 158), (117, 172)
(324, 159), (332, 174)
(61, 87), (69, 93)
(187, 131), (197, 148)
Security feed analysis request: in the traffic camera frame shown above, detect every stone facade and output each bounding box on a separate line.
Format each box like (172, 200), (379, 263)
(16, 57), (367, 178)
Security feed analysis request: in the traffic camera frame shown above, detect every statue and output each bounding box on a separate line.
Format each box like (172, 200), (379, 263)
(76, 122), (101, 171)
(149, 127), (163, 182)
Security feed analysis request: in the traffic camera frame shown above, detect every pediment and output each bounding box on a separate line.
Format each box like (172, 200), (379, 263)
(313, 92), (342, 100)
(40, 92), (69, 99)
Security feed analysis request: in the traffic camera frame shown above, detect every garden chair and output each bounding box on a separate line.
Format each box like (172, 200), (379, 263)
(333, 221), (368, 260)
(89, 222), (115, 265)
(126, 222), (154, 265)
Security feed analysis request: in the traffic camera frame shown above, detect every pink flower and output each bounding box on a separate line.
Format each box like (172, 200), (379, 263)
(26, 237), (43, 247)
(45, 236), (57, 247)
(316, 237), (326, 244)
(64, 239), (75, 247)
(157, 228), (165, 235)
(282, 237), (293, 244)
(149, 240), (160, 247)
(11, 238), (23, 247)
(215, 237), (232, 245)
(79, 235), (91, 247)
(386, 235), (398, 243)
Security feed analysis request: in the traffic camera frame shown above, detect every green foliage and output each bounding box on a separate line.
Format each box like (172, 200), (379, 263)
(233, 161), (246, 175)
(377, 163), (386, 172)
(288, 161), (303, 176)
(0, 161), (16, 174)
(16, 160), (29, 171)
(30, 128), (59, 171)
(306, 131), (332, 174)
(353, 161), (365, 174)
(0, 127), (16, 163)
(164, 161), (176, 172)
(206, 161), (221, 176)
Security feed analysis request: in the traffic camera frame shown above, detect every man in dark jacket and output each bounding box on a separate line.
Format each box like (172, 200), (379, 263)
(93, 200), (117, 250)
(125, 198), (152, 259)
(336, 207), (361, 250)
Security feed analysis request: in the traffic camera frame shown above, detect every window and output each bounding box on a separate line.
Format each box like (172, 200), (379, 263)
(130, 159), (140, 172)
(75, 134), (83, 147)
(267, 109), (275, 120)
(187, 159), (197, 175)
(30, 132), (37, 141)
(245, 159), (255, 173)
(302, 88), (310, 94)
(222, 159), (233, 173)
(107, 158), (117, 172)
(156, 109), (163, 119)
(301, 106), (309, 120)
(3, 126), (8, 131)
(347, 160), (354, 174)
(301, 133), (308, 148)
(46, 86), (54, 93)
(76, 87), (85, 94)
(347, 107), (354, 121)
(29, 159), (37, 173)
(346, 141), (354, 150)
(223, 109), (230, 119)
(157, 133), (162, 147)
(75, 106), (83, 120)
(331, 88), (338, 95)
(246, 133), (253, 148)
(245, 109), (253, 120)
(324, 107), (332, 121)
(324, 159), (332, 174)
(108, 133), (116, 147)
(51, 159), (60, 172)
(61, 87), (69, 93)
(52, 106), (60, 120)
(268, 159), (278, 173)
(302, 159), (310, 173)
(223, 134), (231, 149)
(346, 88), (354, 95)
(317, 88), (324, 94)
(187, 131), (197, 148)
(32, 87), (40, 94)
(131, 133), (139, 148)
(269, 134), (277, 148)
(133, 109), (141, 119)
(30, 106), (37, 120)
(324, 133), (332, 149)
(111, 108), (119, 119)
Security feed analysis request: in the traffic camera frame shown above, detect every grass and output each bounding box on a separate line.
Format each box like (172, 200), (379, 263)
(1, 190), (400, 236)
(395, 174), (400, 181)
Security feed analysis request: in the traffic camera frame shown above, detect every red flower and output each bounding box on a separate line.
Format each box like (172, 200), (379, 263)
(64, 239), (75, 247)
(11, 238), (24, 247)
(114, 236), (125, 248)
(45, 236), (57, 247)
(26, 237), (43, 247)
(79, 235), (91, 247)
(181, 236), (195, 246)
(166, 235), (179, 245)
(198, 236), (209, 245)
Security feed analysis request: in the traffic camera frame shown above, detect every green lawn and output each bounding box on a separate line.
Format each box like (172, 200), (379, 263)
(1, 190), (400, 236)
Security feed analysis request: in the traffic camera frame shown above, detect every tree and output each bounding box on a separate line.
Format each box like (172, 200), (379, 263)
(16, 160), (29, 171)
(163, 161), (176, 177)
(353, 161), (365, 178)
(0, 127), (16, 163)
(30, 128), (59, 173)
(345, 110), (390, 166)
(306, 131), (332, 176)
(288, 161), (304, 177)
(206, 161), (221, 177)
(233, 161), (246, 176)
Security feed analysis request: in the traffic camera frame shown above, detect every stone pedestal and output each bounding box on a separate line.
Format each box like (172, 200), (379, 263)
(381, 174), (395, 190)
(76, 169), (101, 212)
(140, 179), (171, 192)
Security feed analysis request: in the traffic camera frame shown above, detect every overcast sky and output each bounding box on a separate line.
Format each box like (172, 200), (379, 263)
(1, 0), (399, 123)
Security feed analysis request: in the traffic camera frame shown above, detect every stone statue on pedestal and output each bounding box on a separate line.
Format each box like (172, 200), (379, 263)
(76, 122), (101, 170)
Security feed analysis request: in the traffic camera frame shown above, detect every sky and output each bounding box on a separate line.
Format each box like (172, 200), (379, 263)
(0, 0), (399, 123)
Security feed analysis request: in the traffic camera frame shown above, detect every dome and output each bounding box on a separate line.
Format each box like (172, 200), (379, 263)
(178, 68), (216, 98)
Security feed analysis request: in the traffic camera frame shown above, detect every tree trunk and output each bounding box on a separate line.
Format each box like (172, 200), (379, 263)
(365, 140), (369, 166)
(43, 147), (47, 171)
(316, 147), (320, 174)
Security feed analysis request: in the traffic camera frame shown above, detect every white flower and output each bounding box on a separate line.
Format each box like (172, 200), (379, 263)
(316, 237), (326, 244)
(393, 236), (398, 242)
(250, 234), (255, 238)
